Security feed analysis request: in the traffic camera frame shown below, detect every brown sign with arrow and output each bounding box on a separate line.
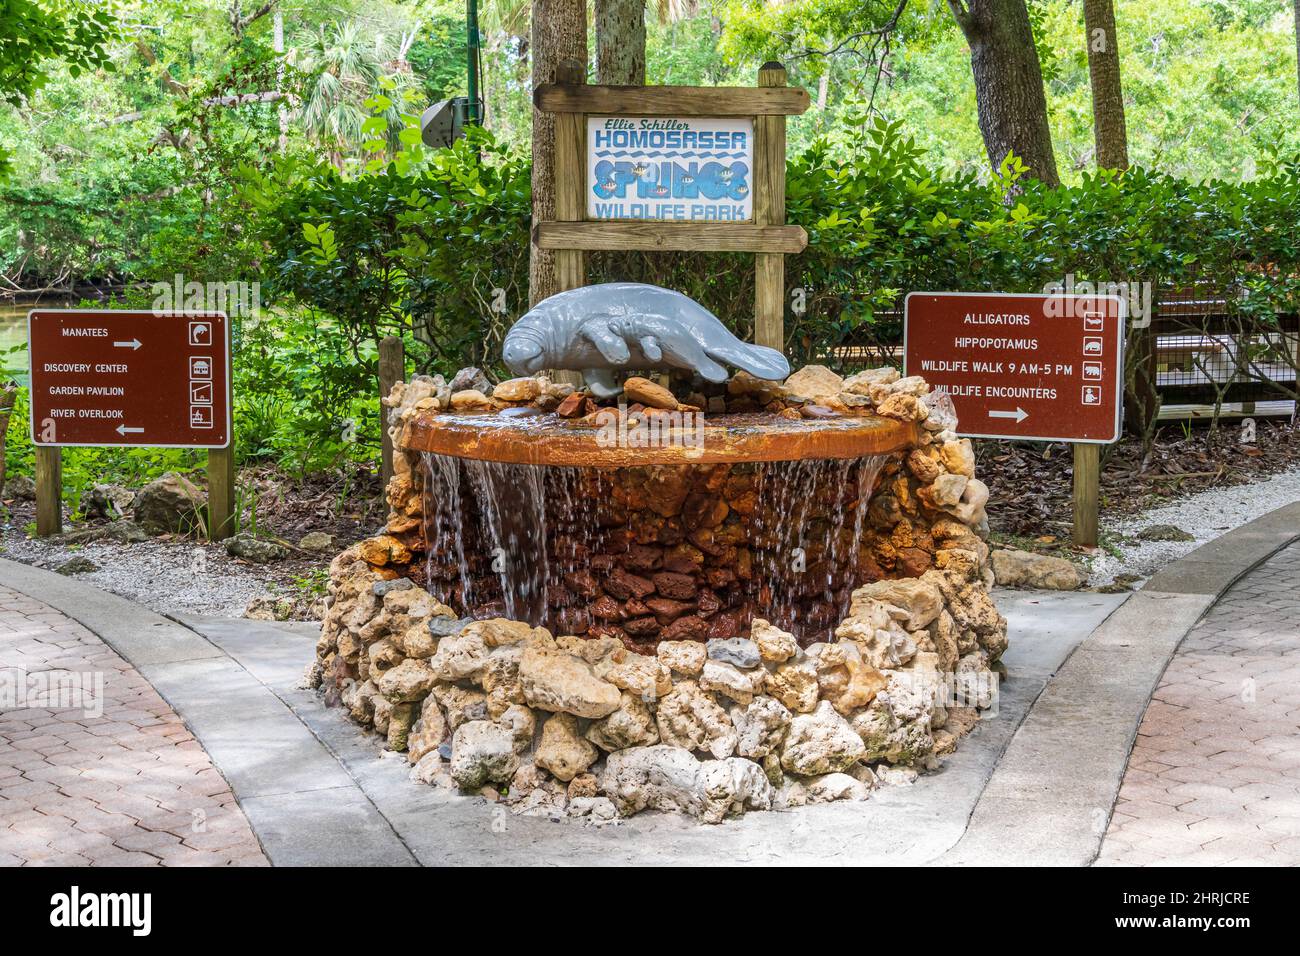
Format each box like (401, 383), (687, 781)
(28, 310), (231, 448)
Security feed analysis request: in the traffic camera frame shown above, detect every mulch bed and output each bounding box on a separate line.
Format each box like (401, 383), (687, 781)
(978, 417), (1300, 545)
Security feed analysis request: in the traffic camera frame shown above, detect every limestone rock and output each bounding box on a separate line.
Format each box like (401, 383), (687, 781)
(764, 658), (820, 713)
(378, 658), (436, 703)
(851, 577), (945, 630)
(557, 634), (622, 664)
(842, 367), (899, 394)
(729, 696), (791, 760)
(407, 695), (449, 763)
(697, 757), (773, 824)
(781, 365), (844, 403)
(449, 720), (520, 790)
(990, 548), (1082, 590)
(655, 680), (737, 758)
(497, 703), (536, 754)
(940, 439), (975, 478)
(657, 639), (707, 676)
(493, 377), (542, 403)
(427, 627), (490, 682)
(780, 701), (866, 775)
(803, 772), (870, 803)
(622, 376), (679, 410)
(876, 393), (929, 423)
(601, 745), (703, 818)
(567, 772), (600, 800)
(449, 388), (495, 411)
(568, 796), (618, 822)
(432, 682), (488, 730)
(386, 702), (416, 751)
(586, 691), (660, 751)
(467, 618), (548, 648)
(699, 659), (759, 705)
(518, 646), (621, 719)
(750, 619), (797, 662)
(595, 652), (672, 701)
(534, 713), (598, 782)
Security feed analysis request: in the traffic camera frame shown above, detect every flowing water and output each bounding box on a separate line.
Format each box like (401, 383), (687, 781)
(419, 451), (889, 640)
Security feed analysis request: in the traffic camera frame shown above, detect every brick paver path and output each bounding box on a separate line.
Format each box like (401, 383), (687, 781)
(0, 584), (266, 866)
(1097, 541), (1300, 866)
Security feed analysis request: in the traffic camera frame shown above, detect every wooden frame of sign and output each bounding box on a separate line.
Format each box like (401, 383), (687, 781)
(532, 60), (809, 351)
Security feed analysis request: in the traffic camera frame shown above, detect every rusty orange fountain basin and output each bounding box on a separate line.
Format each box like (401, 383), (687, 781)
(399, 410), (920, 467)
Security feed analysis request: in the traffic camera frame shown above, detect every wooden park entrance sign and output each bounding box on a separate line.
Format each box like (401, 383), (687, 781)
(903, 292), (1127, 546)
(533, 60), (809, 351)
(27, 309), (235, 540)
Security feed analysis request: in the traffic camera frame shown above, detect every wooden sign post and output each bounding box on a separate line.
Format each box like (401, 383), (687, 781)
(533, 61), (808, 352)
(903, 292), (1127, 548)
(27, 309), (235, 540)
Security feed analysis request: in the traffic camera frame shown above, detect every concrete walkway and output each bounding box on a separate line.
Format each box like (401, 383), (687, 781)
(0, 584), (265, 866)
(6, 497), (1294, 866)
(938, 501), (1300, 866)
(0, 552), (1124, 866)
(1095, 541), (1300, 866)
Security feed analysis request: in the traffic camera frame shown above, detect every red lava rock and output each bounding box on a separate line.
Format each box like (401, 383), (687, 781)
(662, 543), (705, 575)
(564, 570), (601, 599)
(706, 568), (736, 589)
(643, 468), (691, 517)
(590, 553), (616, 571)
(547, 585), (575, 608)
(625, 544), (664, 571)
(705, 612), (740, 640)
(604, 568), (656, 601)
(623, 616), (662, 637)
(652, 571), (698, 600)
(661, 614), (707, 642)
(697, 588), (721, 617)
(554, 607), (591, 635)
(897, 547), (933, 577)
(622, 597), (652, 618)
(645, 597), (696, 624)
(556, 392), (588, 418)
(587, 621), (625, 641)
(683, 493), (730, 531)
(590, 595), (623, 621)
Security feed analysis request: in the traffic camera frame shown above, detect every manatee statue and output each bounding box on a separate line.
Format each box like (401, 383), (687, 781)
(503, 282), (790, 398)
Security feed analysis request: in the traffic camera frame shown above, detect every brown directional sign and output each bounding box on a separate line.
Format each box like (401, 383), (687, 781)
(904, 292), (1125, 444)
(28, 310), (231, 448)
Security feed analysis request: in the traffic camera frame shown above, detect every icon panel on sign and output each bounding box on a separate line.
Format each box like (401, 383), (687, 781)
(190, 381), (213, 405)
(189, 356), (212, 379)
(1083, 313), (1105, 332)
(1081, 385), (1102, 406)
(1082, 361), (1103, 381)
(188, 321), (213, 346)
(1083, 336), (1104, 356)
(190, 405), (215, 429)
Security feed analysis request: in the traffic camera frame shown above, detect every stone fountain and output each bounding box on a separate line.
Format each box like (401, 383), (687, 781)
(310, 284), (1006, 823)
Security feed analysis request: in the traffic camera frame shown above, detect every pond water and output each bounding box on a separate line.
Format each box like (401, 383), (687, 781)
(1, 301), (75, 384)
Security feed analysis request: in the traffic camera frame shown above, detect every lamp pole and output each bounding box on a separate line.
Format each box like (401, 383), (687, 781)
(467, 0), (481, 124)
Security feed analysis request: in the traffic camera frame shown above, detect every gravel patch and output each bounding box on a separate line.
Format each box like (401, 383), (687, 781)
(0, 532), (328, 618)
(1089, 465), (1300, 585)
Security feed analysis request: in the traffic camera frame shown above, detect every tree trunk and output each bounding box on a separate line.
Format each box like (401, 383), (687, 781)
(530, 0), (588, 306)
(1294, 0), (1300, 108)
(1083, 0), (1128, 169)
(947, 0), (1060, 186)
(595, 0), (645, 86)
(0, 383), (15, 497)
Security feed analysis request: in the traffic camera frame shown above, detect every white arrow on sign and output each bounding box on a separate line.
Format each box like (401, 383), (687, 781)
(112, 339), (142, 350)
(116, 424), (144, 436)
(989, 407), (1029, 423)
